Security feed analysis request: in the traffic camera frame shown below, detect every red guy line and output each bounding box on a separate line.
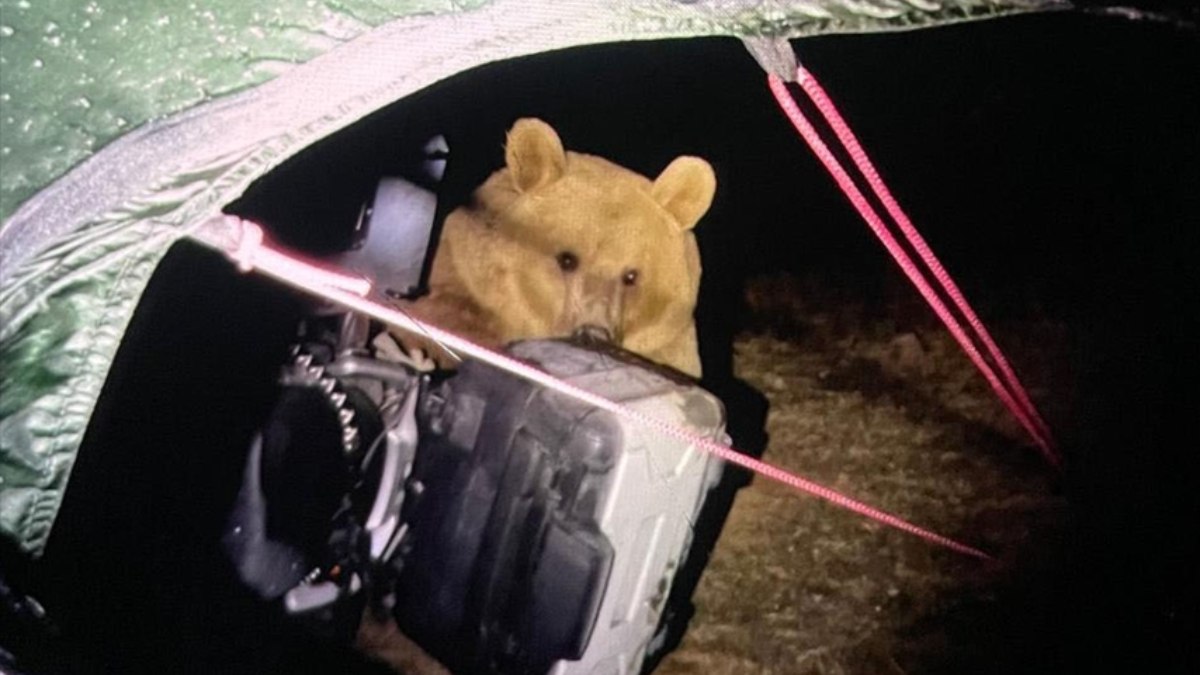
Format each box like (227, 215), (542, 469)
(194, 217), (994, 561)
(794, 66), (1058, 462)
(767, 71), (1060, 469)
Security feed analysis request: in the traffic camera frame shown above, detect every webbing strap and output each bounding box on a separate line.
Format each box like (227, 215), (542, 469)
(191, 216), (993, 560)
(767, 66), (1061, 468)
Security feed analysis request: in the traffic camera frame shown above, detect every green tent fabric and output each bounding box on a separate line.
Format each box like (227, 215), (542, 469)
(0, 0), (1067, 555)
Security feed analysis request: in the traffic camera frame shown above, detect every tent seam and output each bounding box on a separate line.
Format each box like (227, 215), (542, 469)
(27, 223), (166, 555)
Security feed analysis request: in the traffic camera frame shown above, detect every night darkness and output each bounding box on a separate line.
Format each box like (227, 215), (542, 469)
(9, 8), (1198, 675)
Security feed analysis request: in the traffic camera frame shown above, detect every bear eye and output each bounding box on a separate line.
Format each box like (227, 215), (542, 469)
(622, 269), (639, 287)
(556, 251), (579, 273)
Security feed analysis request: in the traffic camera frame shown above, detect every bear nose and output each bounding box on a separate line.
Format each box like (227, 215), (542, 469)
(573, 324), (614, 344)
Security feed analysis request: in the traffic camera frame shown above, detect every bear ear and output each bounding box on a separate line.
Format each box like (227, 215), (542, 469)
(651, 156), (716, 232)
(505, 118), (567, 193)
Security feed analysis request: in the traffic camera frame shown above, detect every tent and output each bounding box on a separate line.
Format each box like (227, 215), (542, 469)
(0, 0), (1075, 569)
(2, 1), (1197, 673)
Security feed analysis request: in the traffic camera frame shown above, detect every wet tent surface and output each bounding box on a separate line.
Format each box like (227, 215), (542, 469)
(11, 11), (1198, 674)
(0, 0), (461, 219)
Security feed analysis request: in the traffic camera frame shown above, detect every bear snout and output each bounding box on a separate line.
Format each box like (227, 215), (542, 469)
(572, 324), (616, 344)
(560, 274), (626, 346)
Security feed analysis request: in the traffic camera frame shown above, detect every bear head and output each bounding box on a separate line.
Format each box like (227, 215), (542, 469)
(414, 118), (716, 378)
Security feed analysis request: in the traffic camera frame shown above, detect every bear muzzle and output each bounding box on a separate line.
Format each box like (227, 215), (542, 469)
(572, 324), (616, 344)
(560, 276), (625, 346)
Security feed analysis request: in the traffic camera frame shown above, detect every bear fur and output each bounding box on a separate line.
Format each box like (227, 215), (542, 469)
(398, 118), (716, 377)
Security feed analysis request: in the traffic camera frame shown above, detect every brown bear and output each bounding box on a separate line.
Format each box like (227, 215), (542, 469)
(396, 118), (716, 378)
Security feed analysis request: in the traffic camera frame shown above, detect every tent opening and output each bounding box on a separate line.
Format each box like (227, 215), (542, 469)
(14, 16), (1199, 675)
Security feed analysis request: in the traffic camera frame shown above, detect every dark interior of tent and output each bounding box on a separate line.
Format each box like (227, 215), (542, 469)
(4, 11), (1197, 675)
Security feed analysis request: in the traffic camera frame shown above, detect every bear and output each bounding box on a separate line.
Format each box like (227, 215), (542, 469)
(395, 118), (716, 377)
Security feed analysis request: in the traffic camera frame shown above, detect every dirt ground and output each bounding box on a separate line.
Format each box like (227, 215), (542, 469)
(657, 274), (1071, 675)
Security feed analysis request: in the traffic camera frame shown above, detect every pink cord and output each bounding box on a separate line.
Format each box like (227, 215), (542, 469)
(198, 218), (994, 560)
(768, 71), (1061, 468)
(794, 67), (1058, 460)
